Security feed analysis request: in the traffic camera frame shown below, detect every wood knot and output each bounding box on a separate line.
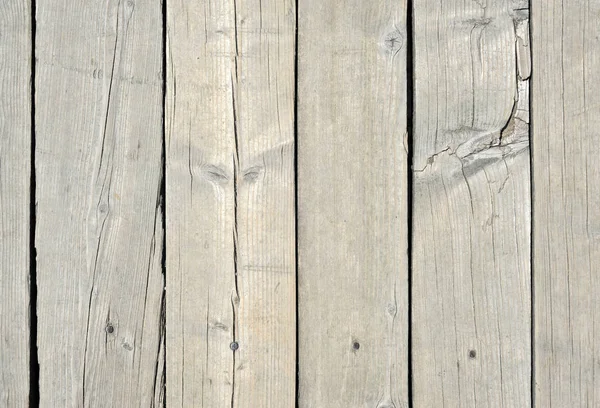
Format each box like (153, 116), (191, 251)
(466, 17), (493, 28)
(382, 29), (404, 55)
(98, 203), (108, 214)
(212, 321), (228, 331)
(387, 302), (397, 317)
(243, 166), (263, 183)
(202, 165), (229, 185)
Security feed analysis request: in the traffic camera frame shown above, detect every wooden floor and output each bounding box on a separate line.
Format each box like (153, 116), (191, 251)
(1, 0), (598, 406)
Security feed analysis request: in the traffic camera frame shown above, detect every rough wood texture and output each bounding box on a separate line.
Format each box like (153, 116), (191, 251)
(35, 0), (165, 405)
(0, 1), (31, 406)
(412, 1), (531, 406)
(297, 1), (409, 406)
(165, 0), (296, 405)
(533, 0), (600, 405)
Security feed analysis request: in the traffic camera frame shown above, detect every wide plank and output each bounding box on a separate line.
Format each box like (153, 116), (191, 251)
(532, 0), (600, 405)
(35, 0), (164, 405)
(165, 0), (296, 405)
(412, 1), (531, 406)
(0, 1), (31, 406)
(297, 1), (409, 406)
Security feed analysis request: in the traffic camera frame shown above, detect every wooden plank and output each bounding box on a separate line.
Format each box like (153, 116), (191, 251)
(35, 0), (164, 405)
(533, 0), (600, 405)
(0, 1), (31, 405)
(297, 1), (408, 406)
(165, 0), (296, 405)
(412, 1), (531, 406)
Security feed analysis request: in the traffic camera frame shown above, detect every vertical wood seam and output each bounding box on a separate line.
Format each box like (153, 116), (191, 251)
(161, 0), (167, 405)
(294, 0), (299, 406)
(230, 42), (240, 408)
(30, 0), (39, 404)
(529, 0), (535, 405)
(407, 0), (414, 406)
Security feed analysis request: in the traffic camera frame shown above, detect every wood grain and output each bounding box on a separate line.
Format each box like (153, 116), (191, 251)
(0, 1), (31, 406)
(165, 0), (296, 406)
(533, 0), (600, 405)
(412, 0), (531, 406)
(297, 1), (409, 406)
(35, 0), (164, 405)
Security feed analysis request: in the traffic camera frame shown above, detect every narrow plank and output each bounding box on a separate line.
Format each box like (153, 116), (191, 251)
(0, 1), (31, 406)
(35, 0), (164, 405)
(533, 0), (600, 405)
(166, 0), (296, 405)
(297, 1), (408, 406)
(412, 1), (531, 406)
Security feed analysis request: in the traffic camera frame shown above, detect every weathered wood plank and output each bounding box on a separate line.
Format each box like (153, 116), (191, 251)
(0, 1), (31, 406)
(412, 1), (531, 406)
(166, 0), (296, 405)
(533, 0), (600, 405)
(35, 0), (164, 405)
(297, 1), (408, 406)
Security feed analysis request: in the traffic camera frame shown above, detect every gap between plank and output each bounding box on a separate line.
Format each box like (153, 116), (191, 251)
(294, 0), (300, 405)
(528, 0), (535, 405)
(29, 0), (40, 405)
(406, 0), (414, 405)
(161, 0), (167, 405)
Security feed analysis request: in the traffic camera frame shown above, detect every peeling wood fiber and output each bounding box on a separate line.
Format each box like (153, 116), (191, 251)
(3, 0), (600, 406)
(412, 0), (532, 406)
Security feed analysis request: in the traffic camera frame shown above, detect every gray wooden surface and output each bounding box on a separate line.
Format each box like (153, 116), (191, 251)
(165, 1), (237, 404)
(533, 0), (600, 405)
(0, 1), (31, 406)
(35, 0), (164, 405)
(412, 0), (532, 406)
(166, 0), (296, 406)
(2, 0), (600, 406)
(297, 0), (409, 406)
